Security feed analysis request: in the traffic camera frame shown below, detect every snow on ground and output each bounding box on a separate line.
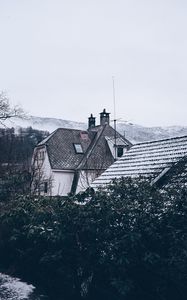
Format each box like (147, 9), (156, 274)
(0, 273), (35, 300)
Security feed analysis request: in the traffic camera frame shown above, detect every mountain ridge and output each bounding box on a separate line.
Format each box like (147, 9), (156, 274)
(2, 115), (187, 144)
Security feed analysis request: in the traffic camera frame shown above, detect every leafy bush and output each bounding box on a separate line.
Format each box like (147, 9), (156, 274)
(0, 177), (187, 300)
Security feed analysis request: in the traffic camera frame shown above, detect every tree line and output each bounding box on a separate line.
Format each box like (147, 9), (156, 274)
(0, 92), (49, 200)
(0, 126), (49, 200)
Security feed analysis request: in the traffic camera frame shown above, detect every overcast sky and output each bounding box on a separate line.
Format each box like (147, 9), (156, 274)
(0, 0), (187, 126)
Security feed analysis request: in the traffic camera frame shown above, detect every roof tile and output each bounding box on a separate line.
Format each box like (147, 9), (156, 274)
(91, 135), (187, 188)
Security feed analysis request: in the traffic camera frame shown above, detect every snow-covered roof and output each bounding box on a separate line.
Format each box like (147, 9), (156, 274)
(91, 135), (187, 188)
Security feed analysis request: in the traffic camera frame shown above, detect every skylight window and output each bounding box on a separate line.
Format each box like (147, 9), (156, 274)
(74, 143), (84, 154)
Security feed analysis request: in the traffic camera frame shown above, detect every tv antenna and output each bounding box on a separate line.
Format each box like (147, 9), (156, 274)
(112, 76), (117, 161)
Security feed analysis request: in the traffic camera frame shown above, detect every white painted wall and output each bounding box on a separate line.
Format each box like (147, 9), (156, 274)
(76, 170), (103, 193)
(32, 146), (54, 196)
(33, 147), (75, 196)
(41, 148), (52, 178)
(52, 170), (74, 196)
(33, 148), (104, 196)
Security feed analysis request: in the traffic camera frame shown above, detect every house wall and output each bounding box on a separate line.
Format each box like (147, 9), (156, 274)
(32, 147), (75, 196)
(52, 170), (74, 196)
(32, 146), (54, 195)
(41, 149), (52, 178)
(76, 170), (104, 193)
(33, 150), (105, 196)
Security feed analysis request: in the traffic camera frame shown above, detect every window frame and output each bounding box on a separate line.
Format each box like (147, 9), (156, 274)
(73, 143), (84, 154)
(117, 146), (124, 158)
(44, 182), (48, 193)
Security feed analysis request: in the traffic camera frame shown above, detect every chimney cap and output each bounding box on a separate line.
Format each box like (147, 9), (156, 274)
(88, 113), (96, 129)
(100, 108), (110, 115)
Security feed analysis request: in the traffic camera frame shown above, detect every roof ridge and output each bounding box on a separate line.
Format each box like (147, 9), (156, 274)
(134, 135), (187, 146)
(110, 125), (133, 146)
(37, 128), (59, 146)
(92, 124), (132, 145)
(76, 125), (106, 170)
(53, 127), (86, 132)
(37, 127), (89, 146)
(152, 155), (187, 186)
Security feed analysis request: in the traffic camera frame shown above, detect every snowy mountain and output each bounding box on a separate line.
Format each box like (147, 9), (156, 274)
(116, 123), (187, 144)
(2, 115), (187, 144)
(2, 116), (86, 133)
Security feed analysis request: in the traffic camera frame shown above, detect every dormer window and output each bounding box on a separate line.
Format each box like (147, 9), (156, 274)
(74, 143), (83, 154)
(117, 147), (124, 158)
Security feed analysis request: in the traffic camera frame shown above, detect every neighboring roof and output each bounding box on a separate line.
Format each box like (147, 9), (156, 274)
(77, 125), (131, 170)
(156, 155), (187, 187)
(36, 125), (131, 170)
(37, 130), (58, 146)
(38, 128), (96, 169)
(105, 136), (129, 159)
(91, 135), (187, 188)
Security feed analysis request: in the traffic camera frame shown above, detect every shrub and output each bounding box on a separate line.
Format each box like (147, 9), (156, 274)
(0, 178), (187, 300)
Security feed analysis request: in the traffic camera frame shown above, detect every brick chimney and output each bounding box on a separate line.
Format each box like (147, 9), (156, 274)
(88, 113), (96, 129)
(100, 109), (110, 126)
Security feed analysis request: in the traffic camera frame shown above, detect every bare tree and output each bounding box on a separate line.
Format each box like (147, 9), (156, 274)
(30, 149), (53, 196)
(0, 92), (24, 124)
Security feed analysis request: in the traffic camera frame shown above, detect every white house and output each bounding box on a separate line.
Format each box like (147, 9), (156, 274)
(31, 109), (132, 196)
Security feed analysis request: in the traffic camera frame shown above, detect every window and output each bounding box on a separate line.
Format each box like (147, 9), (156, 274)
(117, 147), (124, 158)
(44, 182), (48, 193)
(74, 143), (83, 154)
(38, 150), (45, 160)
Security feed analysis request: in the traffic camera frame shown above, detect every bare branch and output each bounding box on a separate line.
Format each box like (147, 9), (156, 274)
(0, 92), (25, 122)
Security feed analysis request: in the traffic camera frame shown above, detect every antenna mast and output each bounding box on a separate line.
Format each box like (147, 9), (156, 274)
(112, 76), (117, 161)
